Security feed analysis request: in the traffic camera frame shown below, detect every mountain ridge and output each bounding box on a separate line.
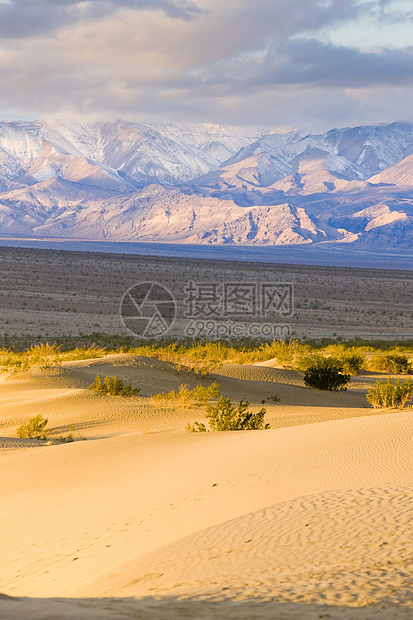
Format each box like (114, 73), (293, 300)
(0, 119), (412, 249)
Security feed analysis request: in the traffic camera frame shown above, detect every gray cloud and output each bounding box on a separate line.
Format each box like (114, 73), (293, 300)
(189, 40), (413, 93)
(0, 0), (412, 130)
(0, 0), (201, 38)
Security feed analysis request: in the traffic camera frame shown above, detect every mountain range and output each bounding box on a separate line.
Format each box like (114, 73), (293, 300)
(0, 118), (413, 248)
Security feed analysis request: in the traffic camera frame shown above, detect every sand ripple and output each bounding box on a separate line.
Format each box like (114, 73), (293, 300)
(110, 485), (413, 608)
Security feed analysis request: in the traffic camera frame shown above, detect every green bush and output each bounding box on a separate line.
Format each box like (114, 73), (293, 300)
(337, 349), (366, 375)
(303, 356), (350, 391)
(294, 352), (319, 371)
(369, 352), (412, 374)
(187, 396), (269, 432)
(88, 375), (140, 397)
(17, 414), (49, 439)
(191, 382), (221, 405)
(367, 378), (413, 409)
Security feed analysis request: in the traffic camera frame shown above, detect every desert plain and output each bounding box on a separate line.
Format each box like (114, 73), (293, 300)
(0, 246), (413, 619)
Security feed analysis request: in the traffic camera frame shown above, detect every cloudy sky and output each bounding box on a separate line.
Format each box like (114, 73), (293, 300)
(0, 0), (412, 131)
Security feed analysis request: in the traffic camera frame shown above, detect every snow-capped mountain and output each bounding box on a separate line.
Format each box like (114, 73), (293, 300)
(0, 119), (412, 248)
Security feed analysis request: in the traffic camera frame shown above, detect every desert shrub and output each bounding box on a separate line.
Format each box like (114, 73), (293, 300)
(88, 375), (140, 397)
(335, 347), (366, 375)
(207, 397), (269, 431)
(369, 352), (412, 374)
(319, 346), (366, 375)
(297, 347), (364, 376)
(366, 378), (413, 409)
(185, 421), (207, 433)
(187, 396), (269, 432)
(191, 382), (221, 404)
(17, 414), (49, 439)
(303, 356), (350, 391)
(294, 352), (320, 371)
(153, 381), (220, 406)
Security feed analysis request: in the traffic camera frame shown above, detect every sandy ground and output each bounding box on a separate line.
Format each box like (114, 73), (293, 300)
(0, 354), (412, 619)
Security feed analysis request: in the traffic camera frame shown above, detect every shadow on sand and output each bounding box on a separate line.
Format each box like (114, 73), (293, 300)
(1, 593), (411, 620)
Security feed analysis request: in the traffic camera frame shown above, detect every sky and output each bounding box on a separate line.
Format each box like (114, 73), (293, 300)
(0, 0), (412, 131)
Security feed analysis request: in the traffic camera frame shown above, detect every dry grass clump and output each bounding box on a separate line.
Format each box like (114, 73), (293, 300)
(152, 381), (220, 407)
(0, 343), (109, 375)
(60, 345), (108, 361)
(0, 343), (62, 374)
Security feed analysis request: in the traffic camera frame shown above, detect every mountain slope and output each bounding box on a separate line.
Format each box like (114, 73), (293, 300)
(0, 119), (412, 249)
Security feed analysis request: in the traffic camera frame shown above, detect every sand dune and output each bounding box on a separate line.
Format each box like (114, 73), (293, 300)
(0, 355), (375, 448)
(101, 485), (413, 606)
(1, 355), (412, 619)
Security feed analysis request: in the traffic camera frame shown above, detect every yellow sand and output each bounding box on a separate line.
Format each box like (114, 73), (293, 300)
(0, 355), (412, 619)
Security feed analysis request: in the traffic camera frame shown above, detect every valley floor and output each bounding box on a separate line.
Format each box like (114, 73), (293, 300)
(0, 245), (413, 341)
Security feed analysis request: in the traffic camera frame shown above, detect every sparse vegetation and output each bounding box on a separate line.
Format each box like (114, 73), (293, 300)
(323, 345), (366, 375)
(303, 356), (350, 391)
(16, 416), (85, 442)
(60, 345), (108, 361)
(0, 342), (62, 375)
(185, 421), (207, 433)
(259, 339), (306, 368)
(153, 381), (220, 406)
(17, 414), (49, 439)
(88, 375), (140, 397)
(266, 394), (281, 402)
(186, 396), (269, 432)
(367, 378), (413, 409)
(368, 352), (412, 374)
(2, 336), (412, 380)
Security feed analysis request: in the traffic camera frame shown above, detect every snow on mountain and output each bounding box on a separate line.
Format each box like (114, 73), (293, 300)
(0, 119), (412, 249)
(271, 148), (365, 195)
(38, 119), (264, 187)
(323, 122), (413, 178)
(368, 153), (413, 187)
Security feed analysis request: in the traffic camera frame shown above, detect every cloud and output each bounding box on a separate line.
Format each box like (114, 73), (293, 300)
(0, 0), (201, 38)
(0, 0), (412, 130)
(190, 39), (413, 93)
